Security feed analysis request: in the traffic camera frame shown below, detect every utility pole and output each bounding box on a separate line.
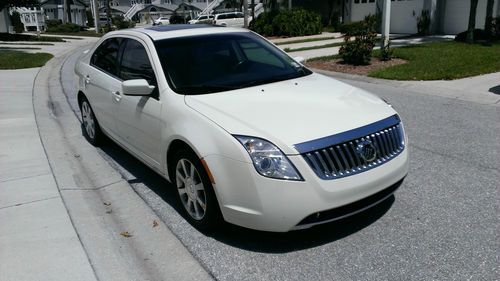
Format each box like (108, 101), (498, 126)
(380, 0), (391, 49)
(63, 0), (69, 23)
(288, 0), (292, 10)
(243, 0), (248, 28)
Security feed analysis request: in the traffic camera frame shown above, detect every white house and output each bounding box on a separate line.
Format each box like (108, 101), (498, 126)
(346, 0), (500, 34)
(41, 0), (87, 25)
(0, 8), (11, 33)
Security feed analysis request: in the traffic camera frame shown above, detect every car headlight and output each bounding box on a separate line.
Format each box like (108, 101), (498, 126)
(234, 135), (303, 181)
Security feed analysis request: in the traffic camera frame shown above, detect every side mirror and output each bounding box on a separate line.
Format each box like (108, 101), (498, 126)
(293, 56), (305, 64)
(122, 79), (155, 96)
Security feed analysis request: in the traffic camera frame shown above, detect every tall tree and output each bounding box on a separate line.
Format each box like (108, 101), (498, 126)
(466, 0), (479, 43)
(0, 0), (38, 10)
(484, 0), (494, 42)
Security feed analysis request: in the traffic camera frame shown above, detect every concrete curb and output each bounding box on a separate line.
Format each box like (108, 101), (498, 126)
(33, 45), (213, 280)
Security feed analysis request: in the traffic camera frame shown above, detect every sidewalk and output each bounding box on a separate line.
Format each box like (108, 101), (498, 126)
(1, 36), (213, 281)
(0, 69), (97, 280)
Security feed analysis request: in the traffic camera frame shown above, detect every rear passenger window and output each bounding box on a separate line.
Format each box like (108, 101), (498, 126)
(91, 38), (122, 77)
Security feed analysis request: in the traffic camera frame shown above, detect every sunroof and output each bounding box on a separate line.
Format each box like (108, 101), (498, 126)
(145, 24), (219, 32)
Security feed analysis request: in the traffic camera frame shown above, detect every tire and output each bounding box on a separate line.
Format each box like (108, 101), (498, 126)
(172, 149), (222, 230)
(80, 97), (104, 146)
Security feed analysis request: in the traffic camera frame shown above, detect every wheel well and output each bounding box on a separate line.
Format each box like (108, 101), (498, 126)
(167, 140), (197, 175)
(77, 91), (86, 109)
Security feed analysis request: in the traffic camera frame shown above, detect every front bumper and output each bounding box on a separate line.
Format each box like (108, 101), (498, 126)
(204, 147), (409, 232)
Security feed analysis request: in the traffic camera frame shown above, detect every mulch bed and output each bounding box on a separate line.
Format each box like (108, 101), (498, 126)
(306, 58), (407, 76)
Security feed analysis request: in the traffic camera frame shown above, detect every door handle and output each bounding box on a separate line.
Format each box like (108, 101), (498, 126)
(84, 75), (91, 85)
(112, 91), (122, 102)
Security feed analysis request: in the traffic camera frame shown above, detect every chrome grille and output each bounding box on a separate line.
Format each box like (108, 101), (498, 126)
(296, 116), (405, 180)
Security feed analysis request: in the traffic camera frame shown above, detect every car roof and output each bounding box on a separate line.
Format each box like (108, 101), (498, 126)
(117, 24), (250, 41)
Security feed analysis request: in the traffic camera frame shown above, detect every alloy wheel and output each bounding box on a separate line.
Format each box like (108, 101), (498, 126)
(176, 158), (207, 220)
(81, 101), (95, 140)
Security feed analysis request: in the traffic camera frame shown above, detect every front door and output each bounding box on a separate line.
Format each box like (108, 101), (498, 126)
(114, 38), (162, 167)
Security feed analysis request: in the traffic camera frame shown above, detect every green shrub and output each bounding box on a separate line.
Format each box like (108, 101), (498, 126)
(9, 11), (24, 33)
(46, 19), (62, 29)
(454, 29), (488, 42)
(416, 9), (431, 35)
(249, 9), (321, 37)
(339, 14), (379, 36)
(47, 22), (83, 33)
(86, 10), (94, 27)
(339, 15), (378, 65)
(112, 15), (135, 29)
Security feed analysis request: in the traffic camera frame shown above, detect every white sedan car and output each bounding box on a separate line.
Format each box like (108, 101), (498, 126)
(153, 17), (170, 25)
(75, 25), (408, 232)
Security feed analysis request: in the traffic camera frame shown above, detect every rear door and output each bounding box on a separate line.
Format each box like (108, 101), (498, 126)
(114, 37), (162, 167)
(87, 37), (123, 136)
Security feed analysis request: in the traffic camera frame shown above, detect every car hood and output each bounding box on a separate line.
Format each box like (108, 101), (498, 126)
(185, 73), (397, 155)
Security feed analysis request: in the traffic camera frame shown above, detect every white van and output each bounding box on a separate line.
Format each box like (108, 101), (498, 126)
(213, 12), (252, 28)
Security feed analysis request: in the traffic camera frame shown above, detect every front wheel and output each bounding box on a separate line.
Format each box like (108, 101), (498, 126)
(172, 149), (222, 230)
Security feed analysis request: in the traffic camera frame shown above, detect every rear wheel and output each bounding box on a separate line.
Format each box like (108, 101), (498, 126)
(80, 98), (104, 146)
(172, 149), (222, 230)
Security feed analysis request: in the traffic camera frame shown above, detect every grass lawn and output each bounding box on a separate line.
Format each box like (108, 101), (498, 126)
(370, 41), (500, 80)
(0, 33), (64, 42)
(45, 31), (103, 37)
(0, 50), (53, 69)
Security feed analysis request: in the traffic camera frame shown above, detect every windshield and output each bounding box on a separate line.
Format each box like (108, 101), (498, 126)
(154, 32), (312, 95)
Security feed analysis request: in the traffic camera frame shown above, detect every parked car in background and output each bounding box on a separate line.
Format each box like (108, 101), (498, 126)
(74, 25), (408, 232)
(153, 17), (170, 25)
(189, 14), (214, 24)
(213, 12), (252, 27)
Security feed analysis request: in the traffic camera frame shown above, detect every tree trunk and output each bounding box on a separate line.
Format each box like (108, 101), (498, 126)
(251, 0), (255, 18)
(106, 0), (111, 29)
(466, 0), (479, 44)
(484, 0), (494, 42)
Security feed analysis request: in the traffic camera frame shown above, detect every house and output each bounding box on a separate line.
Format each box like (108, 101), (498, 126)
(344, 0), (500, 35)
(97, 0), (214, 21)
(0, 8), (11, 33)
(41, 0), (87, 26)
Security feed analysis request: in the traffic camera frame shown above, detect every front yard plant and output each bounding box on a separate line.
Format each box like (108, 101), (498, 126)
(338, 15), (378, 65)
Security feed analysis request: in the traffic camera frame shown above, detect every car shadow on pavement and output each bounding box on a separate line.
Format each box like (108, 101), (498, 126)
(205, 196), (394, 253)
(96, 138), (395, 253)
(489, 85), (500, 95)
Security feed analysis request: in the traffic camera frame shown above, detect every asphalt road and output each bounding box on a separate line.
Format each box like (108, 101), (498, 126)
(62, 50), (499, 281)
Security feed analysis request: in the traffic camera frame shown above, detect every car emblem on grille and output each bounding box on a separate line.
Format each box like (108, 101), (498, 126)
(356, 140), (377, 162)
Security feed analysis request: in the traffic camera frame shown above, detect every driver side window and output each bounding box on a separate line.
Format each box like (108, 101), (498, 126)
(118, 39), (158, 98)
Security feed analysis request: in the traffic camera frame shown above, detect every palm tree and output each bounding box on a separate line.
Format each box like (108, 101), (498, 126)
(484, 0), (494, 42)
(466, 0), (479, 43)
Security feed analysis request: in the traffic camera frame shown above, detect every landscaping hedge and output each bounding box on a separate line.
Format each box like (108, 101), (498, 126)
(46, 20), (83, 33)
(249, 9), (321, 37)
